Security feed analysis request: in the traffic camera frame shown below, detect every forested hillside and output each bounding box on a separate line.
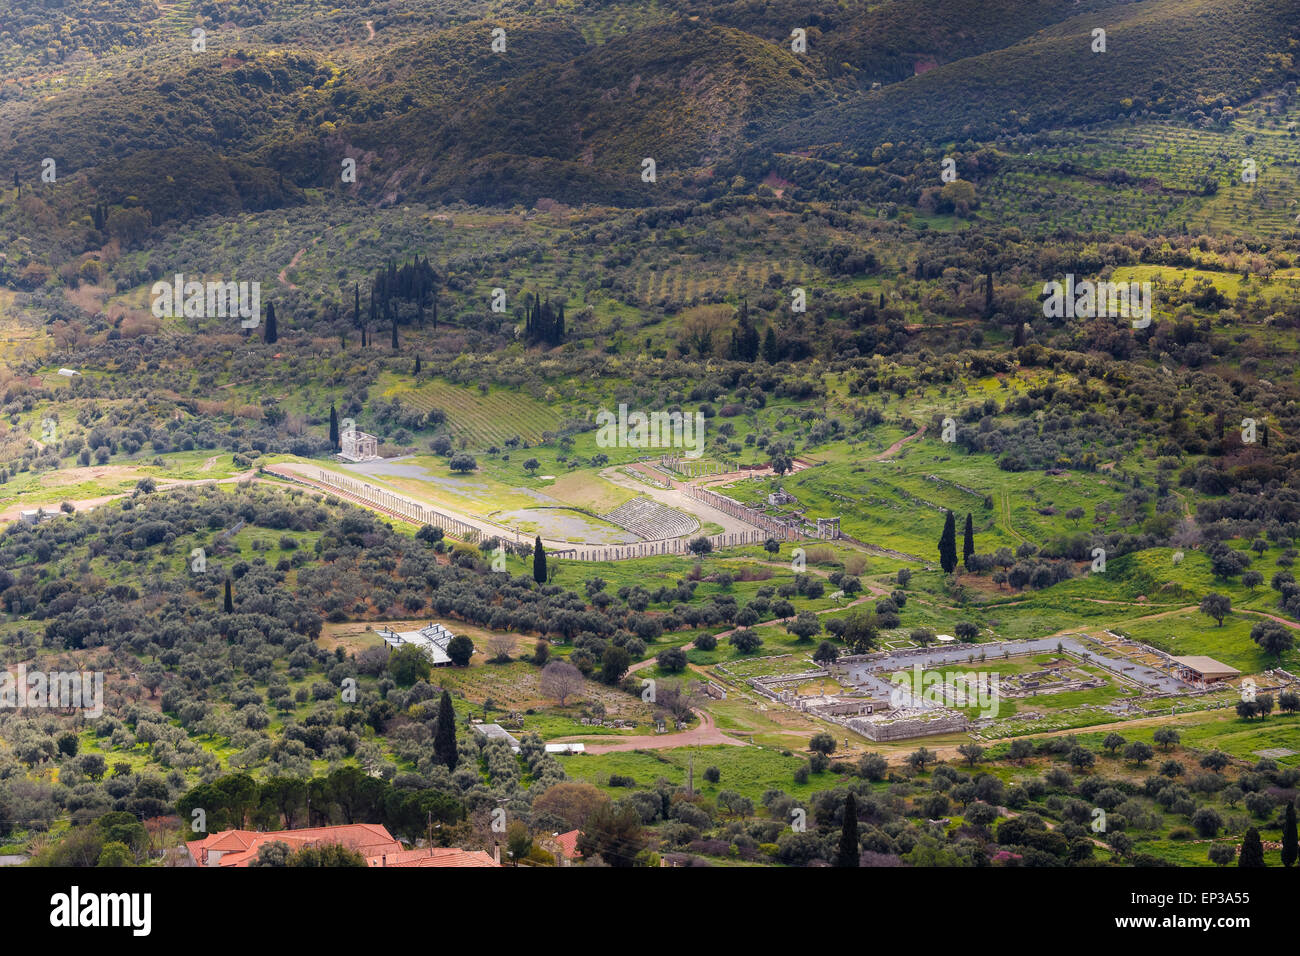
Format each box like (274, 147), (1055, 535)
(0, 0), (1299, 882)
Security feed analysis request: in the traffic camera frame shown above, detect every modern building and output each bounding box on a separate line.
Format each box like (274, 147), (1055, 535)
(187, 823), (401, 867)
(1170, 656), (1241, 688)
(375, 622), (456, 666)
(545, 743), (585, 754)
(474, 723), (521, 752)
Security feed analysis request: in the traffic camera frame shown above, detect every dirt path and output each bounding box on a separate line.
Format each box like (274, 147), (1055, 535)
(627, 643), (696, 675)
(278, 241), (316, 290)
(711, 555), (890, 596)
(0, 470), (259, 521)
(1043, 601), (1300, 634)
(998, 805), (1110, 849)
(553, 707), (746, 754)
(998, 489), (1029, 544)
(364, 19), (375, 40)
(872, 425), (926, 461)
(876, 707), (1242, 767)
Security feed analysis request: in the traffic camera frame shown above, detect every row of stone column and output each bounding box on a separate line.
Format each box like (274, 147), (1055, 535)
(314, 468), (480, 542)
(683, 483), (797, 540)
(660, 455), (741, 477)
(307, 468), (774, 560)
(563, 529), (766, 562)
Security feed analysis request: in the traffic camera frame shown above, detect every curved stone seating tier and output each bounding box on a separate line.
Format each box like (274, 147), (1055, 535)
(600, 496), (699, 540)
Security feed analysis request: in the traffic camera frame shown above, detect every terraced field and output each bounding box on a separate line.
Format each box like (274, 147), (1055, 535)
(982, 108), (1300, 236)
(379, 376), (562, 447)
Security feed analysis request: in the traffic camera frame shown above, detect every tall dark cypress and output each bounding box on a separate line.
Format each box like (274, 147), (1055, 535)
(533, 535), (547, 584)
(223, 579), (233, 613)
(264, 301), (278, 344)
(434, 690), (458, 771)
(354, 283), (361, 328)
(1238, 827), (1265, 867)
(1283, 802), (1298, 868)
(963, 512), (975, 565)
(835, 793), (859, 867)
(391, 316), (398, 349)
(329, 404), (339, 451)
(939, 511), (958, 574)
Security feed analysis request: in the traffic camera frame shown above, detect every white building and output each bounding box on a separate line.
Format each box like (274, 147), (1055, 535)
(339, 430), (380, 462)
(474, 723), (521, 753)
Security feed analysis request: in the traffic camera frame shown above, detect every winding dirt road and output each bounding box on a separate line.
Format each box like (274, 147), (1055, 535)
(872, 424), (926, 461)
(551, 707), (745, 754)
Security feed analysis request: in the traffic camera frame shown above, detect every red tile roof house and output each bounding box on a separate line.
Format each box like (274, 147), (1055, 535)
(186, 823), (499, 868)
(371, 847), (499, 867)
(540, 829), (582, 866)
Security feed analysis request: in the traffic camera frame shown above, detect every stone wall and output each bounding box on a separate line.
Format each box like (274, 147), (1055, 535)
(847, 710), (969, 741)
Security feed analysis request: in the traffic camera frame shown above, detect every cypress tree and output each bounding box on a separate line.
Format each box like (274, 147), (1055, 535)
(223, 579), (233, 613)
(1282, 802), (1297, 868)
(1238, 827), (1266, 867)
(354, 282), (361, 327)
(329, 404), (339, 451)
(414, 355), (421, 375)
(533, 535), (547, 584)
(434, 690), (458, 771)
(983, 270), (994, 317)
(939, 511), (958, 574)
(264, 301), (278, 344)
(835, 793), (859, 867)
(391, 316), (398, 349)
(963, 512), (975, 565)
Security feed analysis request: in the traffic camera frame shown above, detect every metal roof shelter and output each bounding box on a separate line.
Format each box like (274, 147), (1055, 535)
(473, 723), (521, 752)
(1170, 655), (1241, 683)
(375, 622), (456, 666)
